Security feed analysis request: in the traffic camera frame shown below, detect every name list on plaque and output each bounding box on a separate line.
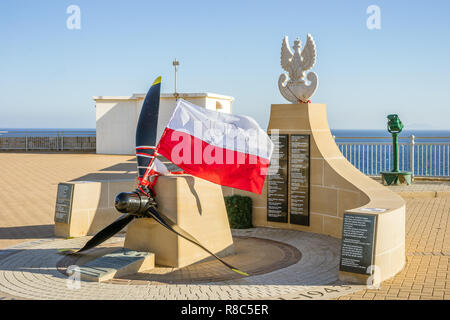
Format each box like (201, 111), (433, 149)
(339, 213), (376, 275)
(289, 134), (310, 226)
(54, 183), (74, 224)
(267, 134), (288, 223)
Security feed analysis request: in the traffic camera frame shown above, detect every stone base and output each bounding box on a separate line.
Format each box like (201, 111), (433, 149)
(124, 175), (235, 268)
(78, 248), (155, 282)
(338, 270), (370, 285)
(381, 171), (412, 186)
(54, 179), (135, 238)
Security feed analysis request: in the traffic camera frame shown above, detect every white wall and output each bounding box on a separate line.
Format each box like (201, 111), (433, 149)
(95, 93), (233, 155)
(95, 98), (140, 155)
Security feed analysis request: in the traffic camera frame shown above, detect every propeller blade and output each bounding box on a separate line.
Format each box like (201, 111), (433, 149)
(147, 207), (248, 276)
(136, 76), (161, 179)
(75, 214), (135, 253)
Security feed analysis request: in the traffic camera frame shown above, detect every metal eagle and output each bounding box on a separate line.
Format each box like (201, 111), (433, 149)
(278, 34), (318, 103)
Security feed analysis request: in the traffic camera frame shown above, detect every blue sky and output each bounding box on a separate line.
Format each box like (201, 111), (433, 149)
(0, 0), (449, 129)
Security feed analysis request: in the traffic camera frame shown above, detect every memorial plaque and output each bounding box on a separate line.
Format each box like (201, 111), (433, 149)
(78, 249), (154, 282)
(339, 213), (377, 275)
(267, 134), (288, 223)
(54, 183), (74, 224)
(289, 134), (310, 226)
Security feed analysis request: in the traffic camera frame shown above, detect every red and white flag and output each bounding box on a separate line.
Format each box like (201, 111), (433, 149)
(154, 99), (274, 194)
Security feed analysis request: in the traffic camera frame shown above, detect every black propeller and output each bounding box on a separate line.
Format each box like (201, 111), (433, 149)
(76, 214), (135, 252)
(63, 77), (163, 254)
(67, 76), (248, 276)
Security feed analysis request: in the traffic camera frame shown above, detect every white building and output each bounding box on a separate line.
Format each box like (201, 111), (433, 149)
(94, 93), (234, 155)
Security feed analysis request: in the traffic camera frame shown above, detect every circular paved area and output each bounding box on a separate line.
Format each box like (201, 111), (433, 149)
(58, 236), (302, 284)
(0, 228), (364, 300)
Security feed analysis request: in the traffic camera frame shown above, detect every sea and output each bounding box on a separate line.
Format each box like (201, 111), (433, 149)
(1, 128), (449, 139)
(0, 128), (96, 137)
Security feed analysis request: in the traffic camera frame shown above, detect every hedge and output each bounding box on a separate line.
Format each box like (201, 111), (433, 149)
(224, 195), (253, 229)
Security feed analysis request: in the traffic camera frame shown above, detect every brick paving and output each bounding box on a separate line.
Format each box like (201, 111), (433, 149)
(382, 179), (450, 198)
(0, 229), (364, 300)
(0, 152), (135, 249)
(0, 153), (365, 299)
(339, 197), (450, 300)
(0, 153), (449, 299)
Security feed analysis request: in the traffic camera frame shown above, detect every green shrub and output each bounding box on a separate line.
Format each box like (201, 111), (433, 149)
(224, 195), (253, 229)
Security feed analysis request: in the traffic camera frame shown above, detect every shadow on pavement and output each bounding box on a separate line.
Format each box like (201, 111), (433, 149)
(0, 225), (53, 239)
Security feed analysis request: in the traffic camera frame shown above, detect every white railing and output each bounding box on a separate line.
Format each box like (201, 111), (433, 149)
(335, 136), (450, 177)
(0, 130), (96, 151)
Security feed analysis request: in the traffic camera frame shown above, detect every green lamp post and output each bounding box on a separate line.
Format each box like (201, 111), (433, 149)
(380, 114), (412, 185)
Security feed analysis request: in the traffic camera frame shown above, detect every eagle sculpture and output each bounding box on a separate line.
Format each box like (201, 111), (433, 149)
(278, 34), (318, 103)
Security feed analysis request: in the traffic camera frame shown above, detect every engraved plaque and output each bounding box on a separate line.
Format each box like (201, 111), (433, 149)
(78, 249), (153, 282)
(289, 134), (310, 226)
(339, 213), (377, 274)
(267, 134), (288, 223)
(54, 183), (74, 224)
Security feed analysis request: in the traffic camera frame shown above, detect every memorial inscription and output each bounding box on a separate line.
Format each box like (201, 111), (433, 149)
(289, 134), (310, 226)
(54, 183), (74, 224)
(339, 213), (376, 275)
(267, 134), (288, 223)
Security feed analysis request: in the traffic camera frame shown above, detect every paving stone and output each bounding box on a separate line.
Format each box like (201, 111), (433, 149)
(340, 197), (450, 300)
(0, 228), (363, 300)
(1, 154), (449, 300)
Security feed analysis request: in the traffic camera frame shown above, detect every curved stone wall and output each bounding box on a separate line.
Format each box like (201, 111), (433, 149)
(227, 103), (406, 284)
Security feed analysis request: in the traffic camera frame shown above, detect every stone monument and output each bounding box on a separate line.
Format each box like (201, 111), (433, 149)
(226, 34), (406, 285)
(54, 34), (407, 286)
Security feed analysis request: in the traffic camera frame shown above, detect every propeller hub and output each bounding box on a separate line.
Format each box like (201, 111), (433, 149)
(114, 192), (143, 214)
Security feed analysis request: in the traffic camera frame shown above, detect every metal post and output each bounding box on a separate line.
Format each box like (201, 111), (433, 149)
(25, 131), (28, 152)
(410, 135), (415, 177)
(392, 132), (399, 172)
(173, 59), (179, 100)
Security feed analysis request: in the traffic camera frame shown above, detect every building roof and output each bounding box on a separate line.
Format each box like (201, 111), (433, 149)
(93, 92), (234, 102)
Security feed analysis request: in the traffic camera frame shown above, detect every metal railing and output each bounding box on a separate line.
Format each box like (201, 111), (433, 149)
(0, 130), (96, 151)
(335, 136), (450, 177)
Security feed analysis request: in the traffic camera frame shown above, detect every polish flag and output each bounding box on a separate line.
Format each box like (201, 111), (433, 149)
(155, 99), (274, 194)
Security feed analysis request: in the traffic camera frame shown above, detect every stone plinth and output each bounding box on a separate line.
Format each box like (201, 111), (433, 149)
(54, 179), (135, 238)
(124, 175), (235, 268)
